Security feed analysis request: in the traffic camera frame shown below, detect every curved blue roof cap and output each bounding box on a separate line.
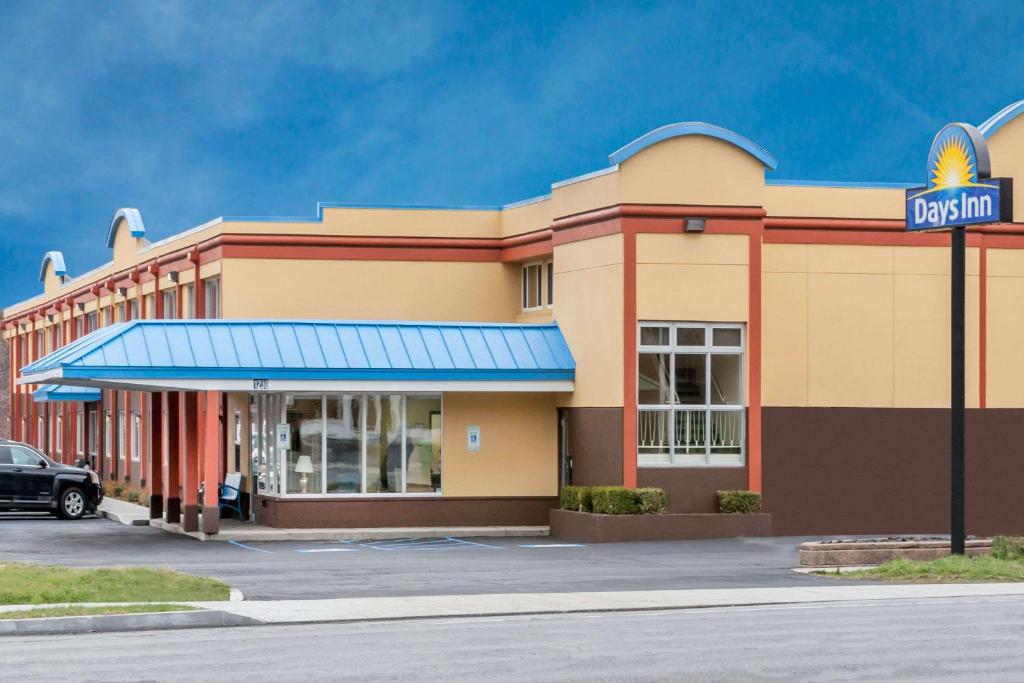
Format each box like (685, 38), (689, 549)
(609, 122), (778, 170)
(105, 208), (146, 248)
(38, 251), (67, 283)
(979, 99), (1024, 139)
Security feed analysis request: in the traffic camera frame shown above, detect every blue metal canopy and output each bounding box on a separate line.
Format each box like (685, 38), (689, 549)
(32, 384), (102, 403)
(19, 320), (575, 391)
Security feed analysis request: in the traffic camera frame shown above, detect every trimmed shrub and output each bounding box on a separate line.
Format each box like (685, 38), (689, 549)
(636, 487), (668, 514)
(993, 536), (1024, 560)
(126, 490), (141, 504)
(138, 492), (151, 509)
(112, 485), (125, 500)
(717, 490), (762, 514)
(590, 487), (642, 515)
(560, 485), (593, 512)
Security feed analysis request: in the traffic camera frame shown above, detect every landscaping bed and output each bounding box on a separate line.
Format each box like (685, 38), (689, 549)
(799, 537), (992, 568)
(550, 486), (771, 542)
(819, 536), (1024, 582)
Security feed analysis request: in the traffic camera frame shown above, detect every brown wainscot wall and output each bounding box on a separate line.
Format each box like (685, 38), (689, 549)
(254, 496), (558, 528)
(638, 467), (748, 513)
(565, 407), (623, 486)
(763, 407), (1024, 537)
(550, 509), (772, 543)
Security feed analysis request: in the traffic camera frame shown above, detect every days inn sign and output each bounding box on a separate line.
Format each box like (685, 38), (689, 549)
(905, 123), (1013, 231)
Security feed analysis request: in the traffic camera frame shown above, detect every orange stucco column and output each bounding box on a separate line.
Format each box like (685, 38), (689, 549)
(148, 393), (163, 519)
(181, 392), (200, 532)
(164, 392), (181, 523)
(200, 390), (221, 535)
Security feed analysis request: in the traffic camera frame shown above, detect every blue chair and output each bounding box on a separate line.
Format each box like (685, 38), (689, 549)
(218, 472), (244, 521)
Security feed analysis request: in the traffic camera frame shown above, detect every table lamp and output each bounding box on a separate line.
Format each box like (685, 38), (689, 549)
(295, 455), (314, 494)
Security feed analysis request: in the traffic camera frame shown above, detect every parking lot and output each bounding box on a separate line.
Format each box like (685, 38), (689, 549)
(0, 512), (841, 600)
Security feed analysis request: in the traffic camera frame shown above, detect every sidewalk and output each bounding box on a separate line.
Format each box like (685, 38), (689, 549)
(6, 583), (1024, 636)
(194, 582), (1024, 624)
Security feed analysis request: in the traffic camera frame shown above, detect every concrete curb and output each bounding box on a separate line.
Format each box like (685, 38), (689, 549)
(150, 518), (548, 542)
(0, 609), (259, 636)
(98, 507), (150, 527)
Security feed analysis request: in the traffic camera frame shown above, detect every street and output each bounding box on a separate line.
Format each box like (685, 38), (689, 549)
(2, 596), (1023, 681)
(0, 513), (844, 599)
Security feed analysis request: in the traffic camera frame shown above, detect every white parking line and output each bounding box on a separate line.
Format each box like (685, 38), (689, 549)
(519, 544), (585, 548)
(294, 547), (360, 553)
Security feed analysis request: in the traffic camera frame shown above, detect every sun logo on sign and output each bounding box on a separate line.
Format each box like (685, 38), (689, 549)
(930, 136), (975, 191)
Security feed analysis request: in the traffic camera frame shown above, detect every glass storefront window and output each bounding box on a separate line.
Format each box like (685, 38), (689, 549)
(285, 396), (323, 494)
(326, 395), (362, 493)
(366, 395), (402, 494)
(252, 393), (442, 497)
(405, 396), (442, 493)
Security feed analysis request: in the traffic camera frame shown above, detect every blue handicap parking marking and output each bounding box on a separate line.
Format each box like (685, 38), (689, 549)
(356, 537), (501, 551)
(228, 540), (274, 554)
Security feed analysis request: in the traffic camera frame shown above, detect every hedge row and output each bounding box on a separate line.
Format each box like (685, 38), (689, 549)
(717, 490), (762, 514)
(560, 486), (668, 515)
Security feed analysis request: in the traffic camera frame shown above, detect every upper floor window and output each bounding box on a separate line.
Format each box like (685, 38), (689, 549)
(128, 299), (139, 321)
(53, 324), (62, 349)
(75, 316), (84, 339)
(183, 284), (195, 319)
(637, 322), (745, 467)
(162, 289), (178, 319)
(204, 277), (222, 319)
(116, 302), (126, 323)
(144, 294), (155, 319)
(521, 261), (553, 311)
(86, 311), (98, 333)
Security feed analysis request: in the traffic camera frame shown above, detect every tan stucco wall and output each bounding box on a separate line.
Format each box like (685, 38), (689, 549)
(985, 249), (1024, 407)
(618, 136), (765, 207)
(987, 116), (1024, 223)
(636, 233), (749, 323)
(220, 258), (519, 322)
(319, 207), (501, 239)
(762, 243), (980, 408)
(501, 198), (553, 237)
(441, 392), (557, 497)
(550, 170), (619, 220)
(764, 185), (905, 219)
(552, 234), (623, 407)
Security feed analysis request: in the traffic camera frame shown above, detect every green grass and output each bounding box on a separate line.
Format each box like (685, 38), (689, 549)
(834, 555), (1024, 582)
(0, 604), (197, 620)
(0, 563), (230, 605)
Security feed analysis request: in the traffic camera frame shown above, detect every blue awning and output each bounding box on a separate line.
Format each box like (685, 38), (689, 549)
(33, 384), (102, 403)
(19, 320), (575, 393)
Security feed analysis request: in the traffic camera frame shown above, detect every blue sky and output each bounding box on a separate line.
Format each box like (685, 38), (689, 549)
(2, 0), (1023, 304)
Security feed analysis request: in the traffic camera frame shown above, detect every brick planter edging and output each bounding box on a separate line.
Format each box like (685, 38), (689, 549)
(549, 508), (772, 543)
(799, 538), (993, 567)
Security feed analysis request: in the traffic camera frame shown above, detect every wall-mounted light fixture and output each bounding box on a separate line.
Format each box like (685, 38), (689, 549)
(46, 314), (54, 323)
(76, 302), (85, 312)
(167, 271), (179, 284)
(117, 287), (128, 297)
(684, 218), (706, 233)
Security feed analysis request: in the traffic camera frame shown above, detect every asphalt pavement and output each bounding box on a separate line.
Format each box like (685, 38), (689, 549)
(3, 595), (1023, 681)
(0, 512), (842, 599)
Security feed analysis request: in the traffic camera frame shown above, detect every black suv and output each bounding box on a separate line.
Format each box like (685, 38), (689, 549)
(0, 440), (103, 519)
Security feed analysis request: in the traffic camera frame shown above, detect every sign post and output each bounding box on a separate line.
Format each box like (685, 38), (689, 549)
(906, 123), (1012, 555)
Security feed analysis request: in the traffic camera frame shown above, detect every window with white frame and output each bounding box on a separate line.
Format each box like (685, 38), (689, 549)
(89, 411), (98, 456)
(546, 260), (554, 307)
(162, 289), (177, 319)
(76, 411), (84, 456)
(104, 411), (112, 459)
(183, 284), (195, 319)
(204, 277), (221, 319)
(521, 261), (554, 311)
(637, 322), (745, 466)
(37, 415), (44, 450)
(129, 299), (139, 321)
(131, 412), (141, 462)
(55, 413), (62, 455)
(118, 410), (126, 461)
